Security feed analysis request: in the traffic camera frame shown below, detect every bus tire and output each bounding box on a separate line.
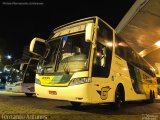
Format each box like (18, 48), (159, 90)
(70, 102), (81, 108)
(148, 91), (154, 103)
(153, 91), (155, 99)
(112, 85), (124, 109)
(25, 93), (34, 97)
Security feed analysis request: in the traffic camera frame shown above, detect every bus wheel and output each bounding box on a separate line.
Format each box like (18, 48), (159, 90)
(70, 102), (81, 108)
(153, 91), (155, 99)
(113, 87), (123, 109)
(25, 93), (34, 97)
(149, 91), (155, 103)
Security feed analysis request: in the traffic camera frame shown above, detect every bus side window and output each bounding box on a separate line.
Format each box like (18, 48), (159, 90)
(93, 43), (107, 77)
(95, 44), (106, 67)
(92, 19), (113, 78)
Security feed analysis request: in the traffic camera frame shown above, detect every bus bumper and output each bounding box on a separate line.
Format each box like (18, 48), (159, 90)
(5, 85), (23, 93)
(35, 83), (91, 103)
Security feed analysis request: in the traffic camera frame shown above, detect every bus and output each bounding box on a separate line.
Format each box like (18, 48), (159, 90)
(0, 65), (11, 89)
(5, 57), (38, 96)
(156, 74), (160, 95)
(29, 16), (158, 108)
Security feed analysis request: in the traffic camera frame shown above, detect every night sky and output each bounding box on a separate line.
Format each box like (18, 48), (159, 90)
(0, 0), (136, 61)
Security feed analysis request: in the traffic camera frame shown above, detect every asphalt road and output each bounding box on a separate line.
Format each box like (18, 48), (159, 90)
(0, 90), (160, 120)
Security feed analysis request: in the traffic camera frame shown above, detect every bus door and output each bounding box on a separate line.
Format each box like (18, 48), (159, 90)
(23, 59), (38, 93)
(90, 20), (113, 103)
(90, 41), (113, 102)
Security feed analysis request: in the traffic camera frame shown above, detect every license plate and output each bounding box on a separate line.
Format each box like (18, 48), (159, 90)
(49, 91), (57, 95)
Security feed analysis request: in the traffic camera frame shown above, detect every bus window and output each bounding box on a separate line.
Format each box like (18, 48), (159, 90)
(92, 20), (113, 78)
(94, 43), (106, 67)
(21, 64), (28, 71)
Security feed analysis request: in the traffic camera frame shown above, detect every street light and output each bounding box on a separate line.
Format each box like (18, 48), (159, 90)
(6, 55), (12, 60)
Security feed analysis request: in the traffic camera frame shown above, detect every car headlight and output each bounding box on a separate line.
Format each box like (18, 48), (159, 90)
(69, 77), (91, 86)
(35, 78), (41, 85)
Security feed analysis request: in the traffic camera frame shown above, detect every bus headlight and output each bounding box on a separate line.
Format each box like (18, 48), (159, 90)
(69, 77), (91, 86)
(35, 78), (41, 85)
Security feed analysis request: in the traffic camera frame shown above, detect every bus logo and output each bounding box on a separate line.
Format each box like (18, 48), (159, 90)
(97, 86), (111, 100)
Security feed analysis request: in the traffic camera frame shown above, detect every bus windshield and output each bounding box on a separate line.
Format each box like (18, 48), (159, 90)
(37, 33), (90, 74)
(7, 64), (24, 82)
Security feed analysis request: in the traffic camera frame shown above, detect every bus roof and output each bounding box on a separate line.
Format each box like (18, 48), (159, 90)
(53, 16), (97, 32)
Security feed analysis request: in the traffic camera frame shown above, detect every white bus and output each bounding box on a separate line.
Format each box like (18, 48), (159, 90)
(5, 58), (38, 97)
(30, 16), (158, 108)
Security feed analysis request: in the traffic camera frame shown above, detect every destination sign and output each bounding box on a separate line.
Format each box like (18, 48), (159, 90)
(52, 20), (93, 39)
(52, 24), (85, 38)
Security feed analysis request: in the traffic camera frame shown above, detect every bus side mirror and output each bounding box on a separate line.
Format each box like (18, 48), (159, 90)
(85, 23), (94, 42)
(29, 37), (46, 58)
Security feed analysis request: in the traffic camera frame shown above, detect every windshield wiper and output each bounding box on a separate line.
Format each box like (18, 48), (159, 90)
(54, 52), (70, 74)
(43, 66), (53, 69)
(54, 40), (62, 72)
(61, 58), (70, 74)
